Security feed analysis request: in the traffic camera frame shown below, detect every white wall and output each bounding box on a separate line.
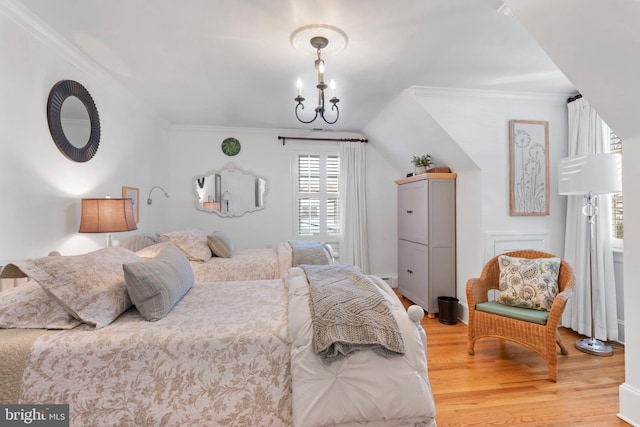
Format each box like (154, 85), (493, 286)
(165, 126), (399, 277)
(504, 0), (640, 424)
(0, 3), (170, 260)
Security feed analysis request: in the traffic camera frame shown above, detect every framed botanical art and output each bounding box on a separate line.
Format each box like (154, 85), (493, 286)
(509, 120), (549, 216)
(122, 186), (140, 223)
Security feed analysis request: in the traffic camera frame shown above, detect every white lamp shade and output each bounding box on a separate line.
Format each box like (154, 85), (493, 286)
(558, 153), (622, 196)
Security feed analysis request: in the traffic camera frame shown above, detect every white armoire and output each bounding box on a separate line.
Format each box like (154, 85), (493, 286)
(395, 173), (456, 315)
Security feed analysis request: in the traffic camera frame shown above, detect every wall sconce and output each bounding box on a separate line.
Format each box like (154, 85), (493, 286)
(147, 186), (169, 205)
(79, 198), (137, 246)
(222, 191), (231, 213)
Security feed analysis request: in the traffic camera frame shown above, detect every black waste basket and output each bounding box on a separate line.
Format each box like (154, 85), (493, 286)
(437, 296), (458, 325)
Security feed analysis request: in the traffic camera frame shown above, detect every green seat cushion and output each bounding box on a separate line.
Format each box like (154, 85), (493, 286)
(476, 301), (549, 325)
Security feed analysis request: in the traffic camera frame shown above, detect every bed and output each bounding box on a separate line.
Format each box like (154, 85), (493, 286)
(126, 228), (333, 282)
(0, 246), (436, 427)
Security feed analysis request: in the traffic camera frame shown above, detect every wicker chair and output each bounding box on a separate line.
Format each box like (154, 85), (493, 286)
(466, 250), (575, 382)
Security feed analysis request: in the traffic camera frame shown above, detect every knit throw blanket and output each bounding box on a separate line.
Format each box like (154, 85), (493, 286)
(301, 264), (405, 364)
(289, 240), (329, 266)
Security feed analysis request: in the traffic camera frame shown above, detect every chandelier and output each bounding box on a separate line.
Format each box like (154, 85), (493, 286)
(294, 36), (340, 124)
(291, 25), (347, 125)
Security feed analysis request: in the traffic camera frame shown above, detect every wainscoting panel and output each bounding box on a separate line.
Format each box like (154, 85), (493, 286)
(484, 231), (549, 263)
(613, 250), (625, 343)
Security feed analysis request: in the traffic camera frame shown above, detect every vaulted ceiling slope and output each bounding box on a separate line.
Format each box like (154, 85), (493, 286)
(16, 0), (575, 131)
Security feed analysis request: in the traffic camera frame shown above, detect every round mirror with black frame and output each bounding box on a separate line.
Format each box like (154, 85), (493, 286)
(47, 80), (101, 162)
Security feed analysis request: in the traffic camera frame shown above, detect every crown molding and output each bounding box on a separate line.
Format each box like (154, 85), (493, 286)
(409, 85), (570, 104)
(0, 0), (170, 128)
(0, 0), (113, 83)
(171, 124), (311, 135)
(171, 123), (364, 139)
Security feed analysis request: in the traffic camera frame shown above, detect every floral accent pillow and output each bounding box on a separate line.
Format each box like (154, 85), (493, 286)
(0, 282), (81, 329)
(162, 228), (212, 262)
(496, 255), (561, 311)
(1, 247), (141, 328)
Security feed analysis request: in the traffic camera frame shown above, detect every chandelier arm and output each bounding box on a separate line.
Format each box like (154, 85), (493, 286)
(321, 104), (339, 125)
(295, 101), (320, 124)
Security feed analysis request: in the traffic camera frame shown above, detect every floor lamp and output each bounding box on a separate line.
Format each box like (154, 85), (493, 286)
(558, 153), (622, 356)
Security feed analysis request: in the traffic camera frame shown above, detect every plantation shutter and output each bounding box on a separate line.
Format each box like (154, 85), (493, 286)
(610, 131), (623, 239)
(296, 153), (340, 238)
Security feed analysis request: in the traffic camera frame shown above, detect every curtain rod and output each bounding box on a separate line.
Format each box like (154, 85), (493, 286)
(277, 136), (368, 146)
(567, 93), (582, 104)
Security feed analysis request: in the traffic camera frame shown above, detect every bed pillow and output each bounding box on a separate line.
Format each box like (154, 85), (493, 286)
(207, 231), (232, 258)
(496, 255), (561, 311)
(135, 242), (175, 259)
(120, 234), (167, 252)
(162, 228), (212, 262)
(0, 282), (81, 329)
(123, 245), (194, 321)
(0, 247), (141, 328)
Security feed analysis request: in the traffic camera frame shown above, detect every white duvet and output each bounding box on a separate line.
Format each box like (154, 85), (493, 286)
(286, 267), (437, 427)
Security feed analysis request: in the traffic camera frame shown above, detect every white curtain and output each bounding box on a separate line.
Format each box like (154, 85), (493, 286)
(562, 97), (618, 341)
(339, 141), (370, 273)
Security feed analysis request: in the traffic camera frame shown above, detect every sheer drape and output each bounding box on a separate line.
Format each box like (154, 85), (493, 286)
(562, 97), (618, 341)
(339, 142), (369, 273)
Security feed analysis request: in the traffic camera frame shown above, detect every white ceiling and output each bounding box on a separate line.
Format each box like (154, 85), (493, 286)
(17, 0), (576, 132)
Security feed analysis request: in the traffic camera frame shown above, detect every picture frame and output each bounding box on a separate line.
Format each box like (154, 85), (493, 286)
(122, 186), (140, 223)
(509, 120), (549, 216)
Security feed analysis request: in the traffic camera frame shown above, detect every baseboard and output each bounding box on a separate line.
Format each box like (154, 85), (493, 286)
(375, 274), (398, 288)
(617, 319), (625, 345)
(458, 301), (469, 325)
(619, 383), (640, 426)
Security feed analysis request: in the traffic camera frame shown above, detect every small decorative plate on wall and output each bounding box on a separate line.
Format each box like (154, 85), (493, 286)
(221, 137), (241, 156)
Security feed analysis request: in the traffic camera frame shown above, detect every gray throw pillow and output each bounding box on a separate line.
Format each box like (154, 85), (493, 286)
(207, 231), (232, 258)
(123, 245), (194, 321)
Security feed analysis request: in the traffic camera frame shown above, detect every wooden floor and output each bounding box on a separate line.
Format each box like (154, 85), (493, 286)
(397, 294), (628, 427)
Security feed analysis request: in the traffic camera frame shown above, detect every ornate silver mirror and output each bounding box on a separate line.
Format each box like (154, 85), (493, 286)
(194, 163), (267, 217)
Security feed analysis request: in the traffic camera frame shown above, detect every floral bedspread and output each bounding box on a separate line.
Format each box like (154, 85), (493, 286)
(18, 281), (292, 427)
(191, 245), (290, 282)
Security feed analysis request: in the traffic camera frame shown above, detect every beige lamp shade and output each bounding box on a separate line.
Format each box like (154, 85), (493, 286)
(558, 153), (622, 196)
(79, 198), (137, 233)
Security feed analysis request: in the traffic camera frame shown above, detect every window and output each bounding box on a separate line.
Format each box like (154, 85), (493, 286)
(610, 131), (623, 240)
(294, 150), (340, 239)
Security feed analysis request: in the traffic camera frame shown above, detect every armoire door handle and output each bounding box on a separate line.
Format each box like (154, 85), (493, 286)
(407, 210), (413, 214)
(407, 269), (413, 274)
